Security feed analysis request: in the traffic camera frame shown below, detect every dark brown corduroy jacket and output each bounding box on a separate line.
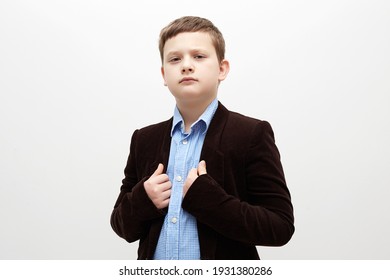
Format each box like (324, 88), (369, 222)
(110, 102), (294, 259)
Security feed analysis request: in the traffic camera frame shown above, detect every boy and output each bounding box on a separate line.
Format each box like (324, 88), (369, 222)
(110, 16), (294, 260)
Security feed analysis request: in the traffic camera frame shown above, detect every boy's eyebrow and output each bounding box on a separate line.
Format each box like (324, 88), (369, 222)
(165, 48), (209, 57)
(165, 51), (180, 57)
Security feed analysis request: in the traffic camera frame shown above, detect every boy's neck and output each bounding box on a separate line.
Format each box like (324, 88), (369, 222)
(177, 98), (215, 133)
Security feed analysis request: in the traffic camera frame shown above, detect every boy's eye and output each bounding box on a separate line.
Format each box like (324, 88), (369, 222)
(168, 57), (181, 63)
(194, 55), (205, 59)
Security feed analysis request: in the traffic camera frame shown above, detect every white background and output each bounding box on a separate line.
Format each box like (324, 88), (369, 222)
(0, 0), (389, 259)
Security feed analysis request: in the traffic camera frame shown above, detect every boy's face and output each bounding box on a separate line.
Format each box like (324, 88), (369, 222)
(161, 32), (229, 107)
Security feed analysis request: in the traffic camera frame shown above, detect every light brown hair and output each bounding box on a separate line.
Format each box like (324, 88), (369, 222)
(159, 16), (225, 63)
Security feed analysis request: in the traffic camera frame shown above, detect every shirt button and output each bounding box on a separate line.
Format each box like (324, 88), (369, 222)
(176, 175), (182, 182)
(171, 217), (177, 224)
(182, 139), (188, 145)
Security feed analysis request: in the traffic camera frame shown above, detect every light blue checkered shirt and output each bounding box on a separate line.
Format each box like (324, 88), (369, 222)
(153, 99), (218, 260)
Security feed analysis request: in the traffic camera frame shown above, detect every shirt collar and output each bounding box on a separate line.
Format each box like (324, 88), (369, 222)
(171, 98), (219, 136)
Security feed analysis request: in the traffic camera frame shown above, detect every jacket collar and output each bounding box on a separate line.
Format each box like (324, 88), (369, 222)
(158, 101), (228, 180)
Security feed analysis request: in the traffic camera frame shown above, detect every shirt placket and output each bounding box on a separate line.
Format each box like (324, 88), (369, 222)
(165, 131), (191, 260)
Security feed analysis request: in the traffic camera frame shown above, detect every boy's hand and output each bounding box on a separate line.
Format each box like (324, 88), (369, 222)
(144, 163), (172, 209)
(183, 160), (207, 197)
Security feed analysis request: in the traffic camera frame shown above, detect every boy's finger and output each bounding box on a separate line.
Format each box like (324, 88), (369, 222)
(188, 168), (198, 178)
(151, 163), (164, 177)
(197, 160), (207, 175)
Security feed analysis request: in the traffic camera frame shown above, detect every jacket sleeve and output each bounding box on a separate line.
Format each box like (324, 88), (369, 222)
(110, 130), (166, 243)
(181, 121), (294, 246)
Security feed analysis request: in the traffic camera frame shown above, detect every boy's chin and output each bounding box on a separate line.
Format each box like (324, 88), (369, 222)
(172, 90), (215, 101)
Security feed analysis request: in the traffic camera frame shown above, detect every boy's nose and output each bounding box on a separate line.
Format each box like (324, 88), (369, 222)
(181, 66), (194, 74)
(181, 58), (194, 74)
(181, 65), (194, 74)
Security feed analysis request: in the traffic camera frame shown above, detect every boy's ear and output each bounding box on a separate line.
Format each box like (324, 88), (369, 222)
(218, 59), (230, 82)
(161, 66), (167, 86)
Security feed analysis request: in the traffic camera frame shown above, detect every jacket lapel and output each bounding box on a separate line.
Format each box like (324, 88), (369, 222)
(151, 118), (173, 174)
(200, 102), (228, 187)
(197, 102), (229, 259)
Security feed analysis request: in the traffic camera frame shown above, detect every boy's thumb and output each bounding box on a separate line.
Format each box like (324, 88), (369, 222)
(198, 160), (207, 175)
(152, 163), (164, 177)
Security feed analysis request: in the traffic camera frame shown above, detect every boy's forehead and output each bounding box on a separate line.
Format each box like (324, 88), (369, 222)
(163, 32), (214, 52)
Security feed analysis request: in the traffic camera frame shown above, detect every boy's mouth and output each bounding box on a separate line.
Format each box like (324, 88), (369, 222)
(179, 77), (198, 83)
